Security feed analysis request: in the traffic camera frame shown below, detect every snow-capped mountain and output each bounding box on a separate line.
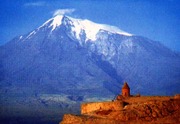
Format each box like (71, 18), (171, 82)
(41, 15), (132, 40)
(0, 15), (180, 123)
(21, 15), (132, 46)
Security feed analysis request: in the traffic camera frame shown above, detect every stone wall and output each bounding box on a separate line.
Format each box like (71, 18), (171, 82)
(81, 101), (124, 114)
(174, 94), (180, 99)
(61, 97), (180, 124)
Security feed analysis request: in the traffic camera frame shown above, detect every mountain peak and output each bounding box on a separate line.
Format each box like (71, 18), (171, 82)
(50, 15), (64, 30)
(38, 15), (65, 31)
(38, 15), (132, 41)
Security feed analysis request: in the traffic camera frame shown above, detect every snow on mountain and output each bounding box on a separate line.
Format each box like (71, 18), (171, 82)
(50, 15), (64, 30)
(37, 15), (132, 42)
(67, 16), (132, 41)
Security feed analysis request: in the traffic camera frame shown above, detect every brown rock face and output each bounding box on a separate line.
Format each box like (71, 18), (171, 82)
(123, 99), (180, 122)
(81, 101), (124, 114)
(60, 96), (180, 124)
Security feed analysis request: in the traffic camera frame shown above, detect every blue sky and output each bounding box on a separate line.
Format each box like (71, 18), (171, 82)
(0, 0), (179, 51)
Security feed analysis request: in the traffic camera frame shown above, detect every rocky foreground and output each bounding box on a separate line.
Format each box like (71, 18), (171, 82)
(60, 95), (180, 124)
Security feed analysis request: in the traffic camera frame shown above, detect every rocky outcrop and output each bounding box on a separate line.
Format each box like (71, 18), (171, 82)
(81, 101), (124, 114)
(60, 96), (180, 124)
(119, 99), (180, 122)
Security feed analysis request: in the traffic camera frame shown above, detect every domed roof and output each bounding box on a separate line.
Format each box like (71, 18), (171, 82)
(122, 82), (130, 89)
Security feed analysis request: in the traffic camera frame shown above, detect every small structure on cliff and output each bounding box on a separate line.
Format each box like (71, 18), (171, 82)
(122, 82), (130, 97)
(81, 82), (131, 114)
(116, 82), (130, 100)
(61, 95), (180, 124)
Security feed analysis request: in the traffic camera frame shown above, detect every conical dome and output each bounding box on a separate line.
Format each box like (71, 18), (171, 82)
(122, 82), (130, 89)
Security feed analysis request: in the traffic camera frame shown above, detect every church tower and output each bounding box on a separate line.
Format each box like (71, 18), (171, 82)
(122, 82), (130, 97)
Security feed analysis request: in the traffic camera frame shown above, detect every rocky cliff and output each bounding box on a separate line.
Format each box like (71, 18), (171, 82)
(60, 95), (180, 124)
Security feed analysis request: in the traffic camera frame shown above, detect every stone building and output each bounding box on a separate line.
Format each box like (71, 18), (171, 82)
(122, 82), (130, 97)
(115, 82), (131, 100)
